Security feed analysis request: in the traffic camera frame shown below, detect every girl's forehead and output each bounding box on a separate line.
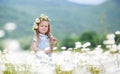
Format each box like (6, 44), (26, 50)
(39, 21), (49, 25)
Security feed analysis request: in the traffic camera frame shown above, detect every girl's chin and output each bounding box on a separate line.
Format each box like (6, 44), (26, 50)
(40, 32), (46, 34)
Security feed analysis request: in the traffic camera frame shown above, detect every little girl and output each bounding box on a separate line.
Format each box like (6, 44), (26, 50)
(32, 14), (57, 55)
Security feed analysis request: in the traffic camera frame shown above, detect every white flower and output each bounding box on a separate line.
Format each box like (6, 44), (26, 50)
(45, 47), (50, 51)
(94, 45), (103, 53)
(75, 42), (82, 48)
(111, 44), (117, 49)
(103, 40), (107, 45)
(82, 42), (91, 48)
(107, 39), (115, 45)
(103, 39), (115, 45)
(40, 14), (48, 20)
(61, 46), (66, 50)
(67, 48), (73, 51)
(106, 45), (112, 48)
(4, 22), (17, 31)
(33, 23), (38, 29)
(115, 31), (120, 35)
(97, 45), (101, 48)
(30, 50), (35, 54)
(106, 34), (115, 40)
(60, 63), (74, 71)
(53, 47), (57, 50)
(35, 18), (40, 23)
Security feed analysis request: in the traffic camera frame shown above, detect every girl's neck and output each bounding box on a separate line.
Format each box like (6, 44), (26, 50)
(39, 33), (46, 35)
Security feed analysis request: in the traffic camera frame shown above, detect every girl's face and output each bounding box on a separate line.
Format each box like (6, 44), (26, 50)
(38, 21), (49, 34)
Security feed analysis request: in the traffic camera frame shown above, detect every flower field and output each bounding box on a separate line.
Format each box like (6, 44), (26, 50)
(0, 32), (120, 74)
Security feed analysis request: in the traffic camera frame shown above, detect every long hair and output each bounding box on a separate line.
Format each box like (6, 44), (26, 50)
(33, 14), (52, 48)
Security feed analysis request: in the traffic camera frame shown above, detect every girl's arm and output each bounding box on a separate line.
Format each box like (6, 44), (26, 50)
(32, 42), (39, 52)
(50, 37), (57, 49)
(32, 35), (41, 53)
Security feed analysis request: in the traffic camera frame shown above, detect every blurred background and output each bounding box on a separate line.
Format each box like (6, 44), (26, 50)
(0, 0), (120, 51)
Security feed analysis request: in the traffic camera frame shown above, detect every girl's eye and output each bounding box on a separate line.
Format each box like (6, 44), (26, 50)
(40, 25), (43, 27)
(40, 25), (48, 27)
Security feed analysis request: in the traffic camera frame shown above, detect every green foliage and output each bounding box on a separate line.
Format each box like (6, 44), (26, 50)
(3, 62), (32, 74)
(59, 35), (77, 49)
(3, 63), (17, 74)
(18, 36), (33, 50)
(59, 31), (105, 50)
(55, 64), (72, 74)
(115, 34), (120, 45)
(78, 31), (104, 48)
(55, 65), (61, 74)
(0, 0), (120, 51)
(0, 0), (120, 40)
(88, 65), (100, 74)
(0, 39), (4, 51)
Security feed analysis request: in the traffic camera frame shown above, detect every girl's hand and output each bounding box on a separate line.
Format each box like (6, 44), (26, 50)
(51, 37), (57, 45)
(45, 49), (53, 54)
